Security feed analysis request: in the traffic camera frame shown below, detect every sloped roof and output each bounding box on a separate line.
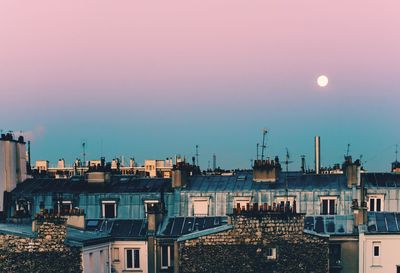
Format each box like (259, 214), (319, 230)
(304, 215), (355, 235)
(85, 219), (147, 239)
(159, 216), (228, 237)
(367, 212), (400, 233)
(12, 175), (172, 194)
(185, 172), (347, 192)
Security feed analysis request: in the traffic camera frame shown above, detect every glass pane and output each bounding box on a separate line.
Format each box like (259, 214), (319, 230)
(322, 200), (328, 215)
(104, 204), (115, 218)
(134, 249), (140, 268)
(126, 249), (133, 268)
(329, 200), (335, 215)
(170, 245), (174, 267)
(376, 199), (381, 212)
(161, 246), (169, 267)
(374, 246), (379, 257)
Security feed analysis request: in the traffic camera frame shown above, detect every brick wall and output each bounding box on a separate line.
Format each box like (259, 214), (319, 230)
(0, 221), (81, 273)
(179, 213), (328, 273)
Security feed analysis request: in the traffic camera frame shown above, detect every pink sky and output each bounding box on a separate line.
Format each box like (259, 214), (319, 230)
(0, 1), (399, 170)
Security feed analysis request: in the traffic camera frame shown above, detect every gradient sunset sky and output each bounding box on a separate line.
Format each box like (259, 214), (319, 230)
(1, 1), (399, 171)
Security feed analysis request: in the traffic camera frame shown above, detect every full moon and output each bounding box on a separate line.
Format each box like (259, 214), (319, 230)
(317, 75), (329, 87)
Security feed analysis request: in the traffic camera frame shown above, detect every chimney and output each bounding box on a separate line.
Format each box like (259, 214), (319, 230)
(172, 162), (188, 188)
(343, 156), (361, 188)
(352, 171), (367, 226)
(252, 156), (281, 182)
(147, 202), (165, 273)
(301, 155), (306, 173)
(315, 136), (320, 174)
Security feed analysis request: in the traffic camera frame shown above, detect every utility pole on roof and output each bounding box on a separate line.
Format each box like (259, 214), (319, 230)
(261, 129), (268, 161)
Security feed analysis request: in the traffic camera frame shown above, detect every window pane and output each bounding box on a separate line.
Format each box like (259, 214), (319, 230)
(126, 249), (133, 269)
(376, 199), (381, 212)
(161, 246), (169, 267)
(329, 200), (335, 215)
(370, 198), (375, 211)
(322, 200), (328, 215)
(104, 203), (115, 218)
(134, 249), (140, 268)
(374, 246), (379, 257)
(170, 245), (174, 267)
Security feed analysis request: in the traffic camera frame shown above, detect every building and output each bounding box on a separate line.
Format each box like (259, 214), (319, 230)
(177, 210), (329, 273)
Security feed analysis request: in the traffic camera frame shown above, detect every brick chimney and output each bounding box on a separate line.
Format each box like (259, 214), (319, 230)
(147, 202), (165, 273)
(253, 156), (281, 182)
(343, 156), (361, 188)
(172, 162), (189, 188)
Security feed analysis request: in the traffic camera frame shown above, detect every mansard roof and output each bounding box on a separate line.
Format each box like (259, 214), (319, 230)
(12, 175), (173, 194)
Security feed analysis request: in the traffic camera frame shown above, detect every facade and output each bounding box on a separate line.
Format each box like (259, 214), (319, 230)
(358, 212), (400, 273)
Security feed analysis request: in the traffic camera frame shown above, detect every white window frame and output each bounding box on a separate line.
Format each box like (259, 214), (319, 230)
(102, 200), (117, 218)
(368, 194), (384, 212)
(266, 247), (277, 260)
(144, 200), (160, 217)
(320, 196), (337, 215)
(160, 245), (172, 269)
(125, 248), (140, 270)
(191, 197), (210, 216)
(372, 241), (381, 266)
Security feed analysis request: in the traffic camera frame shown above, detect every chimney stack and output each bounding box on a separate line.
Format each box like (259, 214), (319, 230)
(315, 136), (320, 174)
(172, 162), (189, 188)
(252, 157), (281, 182)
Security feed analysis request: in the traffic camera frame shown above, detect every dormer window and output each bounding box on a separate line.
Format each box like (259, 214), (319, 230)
(320, 196), (337, 215)
(102, 200), (117, 218)
(368, 195), (384, 212)
(144, 200), (160, 217)
(192, 197), (210, 216)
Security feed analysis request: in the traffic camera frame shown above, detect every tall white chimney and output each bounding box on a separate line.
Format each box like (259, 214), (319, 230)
(315, 136), (320, 174)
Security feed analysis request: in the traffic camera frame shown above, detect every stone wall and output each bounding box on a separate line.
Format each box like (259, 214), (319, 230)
(179, 213), (328, 273)
(0, 221), (81, 273)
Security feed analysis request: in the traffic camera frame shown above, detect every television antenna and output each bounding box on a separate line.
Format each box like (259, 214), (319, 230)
(260, 128), (268, 161)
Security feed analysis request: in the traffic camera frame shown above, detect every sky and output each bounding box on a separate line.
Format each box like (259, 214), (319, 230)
(0, 1), (399, 171)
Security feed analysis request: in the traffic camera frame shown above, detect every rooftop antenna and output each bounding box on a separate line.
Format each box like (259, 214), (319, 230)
(346, 144), (351, 157)
(82, 140), (86, 167)
(195, 145), (199, 166)
(284, 148), (293, 204)
(396, 144), (398, 162)
(261, 128), (268, 161)
(256, 143), (260, 160)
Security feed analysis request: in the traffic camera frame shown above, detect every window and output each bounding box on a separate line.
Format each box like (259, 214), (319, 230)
(266, 247), (276, 260)
(276, 197), (295, 212)
(102, 201), (116, 218)
(397, 265), (400, 273)
(112, 247), (119, 262)
(234, 197), (251, 211)
(125, 249), (140, 270)
(61, 201), (72, 214)
(320, 197), (337, 215)
(161, 245), (174, 269)
(372, 242), (381, 266)
(144, 200), (160, 217)
(192, 198), (209, 216)
(368, 195), (384, 212)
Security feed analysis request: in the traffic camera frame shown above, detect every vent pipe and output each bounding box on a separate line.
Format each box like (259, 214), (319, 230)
(315, 136), (320, 174)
